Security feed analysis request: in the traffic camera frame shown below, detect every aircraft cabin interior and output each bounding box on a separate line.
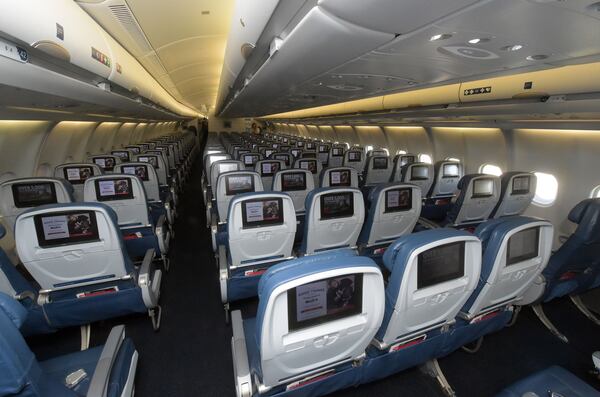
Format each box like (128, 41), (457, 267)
(2, 0), (600, 396)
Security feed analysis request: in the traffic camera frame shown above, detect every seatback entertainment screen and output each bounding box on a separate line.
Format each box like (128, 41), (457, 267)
(63, 166), (94, 185)
(225, 175), (255, 195)
(95, 178), (134, 201)
(281, 172), (307, 191)
(320, 192), (354, 220)
(507, 227), (539, 265)
(411, 166), (429, 180)
(122, 165), (149, 181)
(472, 179), (494, 198)
(242, 197), (284, 229)
(373, 157), (388, 170)
(512, 176), (531, 195)
(329, 170), (351, 187)
(12, 182), (57, 208)
(384, 187), (412, 213)
(34, 210), (100, 248)
(417, 241), (465, 289)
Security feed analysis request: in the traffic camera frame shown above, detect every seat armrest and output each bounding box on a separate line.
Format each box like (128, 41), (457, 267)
(155, 214), (170, 255)
(231, 311), (252, 397)
(87, 325), (126, 397)
(138, 248), (161, 308)
(219, 244), (228, 303)
(14, 291), (36, 302)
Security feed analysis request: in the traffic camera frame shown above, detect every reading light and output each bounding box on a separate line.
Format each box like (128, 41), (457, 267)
(430, 33), (452, 41)
(468, 38), (490, 44)
(501, 44), (523, 51)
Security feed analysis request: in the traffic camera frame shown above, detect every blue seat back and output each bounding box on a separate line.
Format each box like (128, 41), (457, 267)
(491, 172), (537, 218)
(429, 161), (462, 198)
(444, 174), (501, 227)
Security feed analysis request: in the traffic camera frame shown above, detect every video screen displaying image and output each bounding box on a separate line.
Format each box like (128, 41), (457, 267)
(63, 167), (93, 185)
(275, 154), (290, 165)
(418, 241), (465, 289)
(242, 198), (284, 229)
(261, 162), (280, 176)
(385, 188), (412, 213)
(126, 146), (141, 154)
(244, 155), (259, 165)
(297, 141), (304, 147)
(332, 148), (343, 157)
(411, 165), (429, 180)
(373, 157), (388, 170)
(302, 152), (317, 158)
(282, 172), (307, 191)
(443, 163), (460, 178)
(34, 210), (100, 248)
(265, 149), (274, 157)
(225, 175), (255, 195)
(138, 156), (159, 169)
(400, 155), (415, 167)
(507, 227), (539, 265)
(112, 151), (130, 162)
(320, 192), (354, 220)
(472, 179), (494, 198)
(95, 178), (134, 201)
(283, 138), (288, 143)
(306, 143), (315, 150)
(329, 170), (351, 187)
(287, 273), (363, 332)
(123, 165), (149, 181)
(512, 176), (531, 195)
(291, 149), (301, 158)
(12, 182), (57, 208)
(219, 163), (239, 174)
(318, 145), (329, 153)
(93, 157), (116, 171)
(348, 151), (362, 162)
(300, 160), (318, 174)
(272, 144), (279, 149)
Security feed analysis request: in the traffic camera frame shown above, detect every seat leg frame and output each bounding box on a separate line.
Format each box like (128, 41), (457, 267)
(420, 358), (456, 397)
(532, 304), (569, 343)
(149, 305), (162, 331)
(80, 324), (91, 351)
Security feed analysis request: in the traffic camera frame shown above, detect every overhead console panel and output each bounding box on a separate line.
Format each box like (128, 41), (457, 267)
(0, 0), (200, 119)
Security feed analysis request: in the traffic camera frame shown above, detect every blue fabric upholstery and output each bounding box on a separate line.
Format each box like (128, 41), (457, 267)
(357, 183), (391, 246)
(0, 223), (5, 239)
(496, 366), (600, 397)
(376, 229), (473, 341)
(542, 198), (600, 301)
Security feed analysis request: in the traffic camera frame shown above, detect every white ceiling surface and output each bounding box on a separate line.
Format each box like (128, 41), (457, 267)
(220, 0), (600, 117)
(77, 0), (235, 114)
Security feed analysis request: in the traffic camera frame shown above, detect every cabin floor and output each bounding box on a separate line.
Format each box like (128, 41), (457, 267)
(26, 158), (600, 397)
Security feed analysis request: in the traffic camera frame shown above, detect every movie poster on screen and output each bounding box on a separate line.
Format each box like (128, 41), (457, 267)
(296, 280), (327, 322)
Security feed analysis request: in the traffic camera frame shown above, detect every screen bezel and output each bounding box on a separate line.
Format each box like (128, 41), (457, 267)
(417, 241), (465, 289)
(347, 151), (362, 162)
(328, 170), (352, 187)
(241, 197), (285, 229)
(225, 174), (255, 195)
(122, 165), (150, 181)
(138, 156), (159, 169)
(287, 273), (364, 332)
(442, 163), (460, 178)
(507, 227), (540, 266)
(94, 178), (135, 201)
(34, 210), (100, 248)
(319, 192), (355, 220)
(93, 156), (116, 171)
(281, 172), (307, 191)
(384, 187), (413, 213)
(372, 157), (388, 170)
(410, 165), (429, 181)
(511, 176), (531, 195)
(472, 179), (495, 198)
(12, 182), (58, 208)
(63, 167), (94, 185)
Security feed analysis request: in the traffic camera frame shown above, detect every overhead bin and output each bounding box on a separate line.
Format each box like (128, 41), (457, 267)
(318, 0), (480, 35)
(0, 0), (200, 118)
(221, 6), (395, 117)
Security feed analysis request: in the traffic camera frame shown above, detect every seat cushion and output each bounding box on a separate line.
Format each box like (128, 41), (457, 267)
(496, 366), (600, 397)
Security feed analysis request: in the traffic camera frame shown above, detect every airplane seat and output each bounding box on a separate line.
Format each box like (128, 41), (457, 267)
(298, 187), (365, 256)
(328, 146), (345, 167)
(240, 152), (263, 170)
(293, 158), (322, 189)
(443, 174), (501, 228)
(230, 253), (384, 396)
(135, 153), (178, 209)
(429, 161), (463, 198)
(342, 149), (366, 177)
(361, 229), (481, 383)
(15, 203), (162, 330)
(218, 192), (296, 306)
(320, 166), (360, 188)
(114, 162), (175, 227)
(83, 175), (170, 268)
(255, 160), (286, 192)
(272, 169), (314, 214)
(400, 162), (434, 197)
(536, 198), (600, 304)
(495, 366), (600, 397)
(213, 171), (264, 251)
(317, 143), (331, 166)
(357, 184), (422, 261)
(363, 155), (393, 186)
(0, 291), (138, 397)
(0, 177), (74, 236)
(491, 172), (537, 218)
(111, 149), (134, 164)
(54, 163), (103, 202)
(390, 154), (417, 182)
(206, 160), (245, 227)
(442, 217), (553, 354)
(89, 154), (122, 173)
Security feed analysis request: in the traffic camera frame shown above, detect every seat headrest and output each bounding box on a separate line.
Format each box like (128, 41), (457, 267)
(0, 223), (5, 239)
(475, 216), (545, 251)
(382, 228), (474, 273)
(0, 292), (27, 329)
(568, 198), (597, 224)
(567, 198), (600, 243)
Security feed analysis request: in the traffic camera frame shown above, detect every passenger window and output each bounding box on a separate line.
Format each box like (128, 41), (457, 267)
(590, 186), (600, 198)
(418, 154), (433, 164)
(446, 157), (460, 162)
(366, 145), (374, 153)
(480, 164), (502, 176)
(532, 172), (558, 207)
